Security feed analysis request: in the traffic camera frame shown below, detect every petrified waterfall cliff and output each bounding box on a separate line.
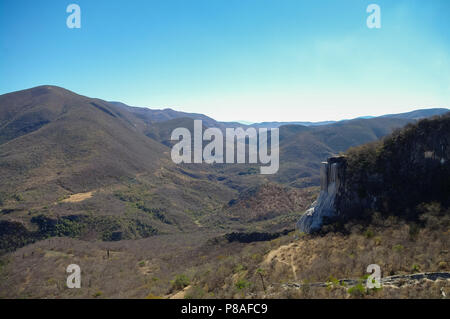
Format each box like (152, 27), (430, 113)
(297, 113), (450, 233)
(296, 156), (346, 233)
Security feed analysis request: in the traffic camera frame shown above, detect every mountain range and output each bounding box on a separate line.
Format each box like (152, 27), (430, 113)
(110, 99), (448, 129)
(0, 85), (448, 298)
(1, 85), (447, 205)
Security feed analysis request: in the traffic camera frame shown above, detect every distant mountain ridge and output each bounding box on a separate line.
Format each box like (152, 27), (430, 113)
(109, 101), (247, 130)
(250, 109), (448, 128)
(380, 108), (449, 120)
(1, 85), (447, 193)
(0, 85), (447, 202)
(109, 100), (448, 129)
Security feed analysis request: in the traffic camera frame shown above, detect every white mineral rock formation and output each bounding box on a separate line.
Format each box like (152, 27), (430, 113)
(297, 156), (345, 233)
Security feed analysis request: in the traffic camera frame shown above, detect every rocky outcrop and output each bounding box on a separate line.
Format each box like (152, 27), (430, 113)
(282, 272), (450, 289)
(297, 113), (450, 233)
(296, 156), (346, 233)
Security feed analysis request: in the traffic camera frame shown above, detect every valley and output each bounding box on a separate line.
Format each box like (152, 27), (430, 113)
(0, 86), (448, 299)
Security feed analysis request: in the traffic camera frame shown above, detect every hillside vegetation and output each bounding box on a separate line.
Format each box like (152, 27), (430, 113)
(0, 86), (448, 299)
(340, 113), (450, 223)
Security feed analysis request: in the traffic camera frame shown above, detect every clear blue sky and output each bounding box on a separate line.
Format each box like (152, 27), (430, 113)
(0, 0), (449, 122)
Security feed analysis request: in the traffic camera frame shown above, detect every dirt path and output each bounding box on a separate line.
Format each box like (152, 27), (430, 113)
(61, 191), (93, 203)
(263, 242), (301, 281)
(167, 285), (192, 299)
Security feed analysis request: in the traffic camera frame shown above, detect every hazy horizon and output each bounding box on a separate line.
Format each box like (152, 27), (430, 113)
(1, 84), (449, 124)
(1, 0), (449, 122)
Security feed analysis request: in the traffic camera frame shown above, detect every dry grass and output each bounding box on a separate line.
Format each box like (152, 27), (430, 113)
(0, 203), (448, 299)
(184, 204), (450, 299)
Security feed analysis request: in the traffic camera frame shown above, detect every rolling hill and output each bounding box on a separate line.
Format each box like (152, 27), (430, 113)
(0, 86), (240, 252)
(0, 85), (448, 299)
(0, 85), (167, 201)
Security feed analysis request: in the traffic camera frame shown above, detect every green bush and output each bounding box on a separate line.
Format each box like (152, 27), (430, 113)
(235, 279), (251, 290)
(363, 229), (374, 238)
(171, 274), (190, 290)
(326, 275), (340, 288)
(347, 283), (366, 297)
(13, 194), (23, 202)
